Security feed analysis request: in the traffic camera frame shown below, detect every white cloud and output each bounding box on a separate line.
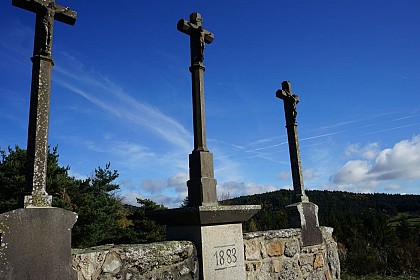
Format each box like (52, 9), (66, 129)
(303, 168), (317, 180)
(331, 136), (420, 192)
(332, 160), (372, 184)
(109, 141), (155, 163)
(125, 173), (189, 208)
(67, 170), (88, 180)
(140, 179), (166, 193)
(278, 171), (290, 180)
(167, 172), (188, 192)
(219, 181), (278, 198)
(384, 184), (402, 191)
(323, 181), (379, 194)
(345, 142), (380, 160)
(124, 179), (279, 208)
(122, 192), (180, 208)
(371, 136), (420, 180)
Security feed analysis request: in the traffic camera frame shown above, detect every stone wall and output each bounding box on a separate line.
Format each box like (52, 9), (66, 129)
(72, 241), (198, 280)
(243, 227), (340, 280)
(72, 227), (340, 280)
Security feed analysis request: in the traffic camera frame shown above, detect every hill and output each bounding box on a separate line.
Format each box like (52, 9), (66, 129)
(224, 189), (420, 277)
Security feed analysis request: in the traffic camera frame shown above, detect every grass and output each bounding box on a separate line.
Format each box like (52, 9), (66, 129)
(341, 274), (419, 280)
(388, 212), (420, 227)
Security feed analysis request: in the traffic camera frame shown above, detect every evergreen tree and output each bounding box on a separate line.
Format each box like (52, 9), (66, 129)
(0, 146), (142, 248)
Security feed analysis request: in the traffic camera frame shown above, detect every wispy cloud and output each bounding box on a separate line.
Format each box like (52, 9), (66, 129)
(0, 19), (32, 63)
(362, 123), (420, 136)
(54, 54), (191, 152)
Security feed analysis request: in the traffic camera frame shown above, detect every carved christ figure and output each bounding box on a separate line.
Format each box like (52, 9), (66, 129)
(277, 81), (300, 125)
(197, 26), (206, 63)
(39, 2), (69, 55)
(178, 13), (214, 66)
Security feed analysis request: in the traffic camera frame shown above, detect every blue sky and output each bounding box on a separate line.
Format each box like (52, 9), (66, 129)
(1, 1), (419, 208)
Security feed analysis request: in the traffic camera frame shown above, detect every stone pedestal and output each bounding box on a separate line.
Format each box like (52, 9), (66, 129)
(153, 205), (260, 280)
(286, 202), (323, 246)
(0, 207), (77, 280)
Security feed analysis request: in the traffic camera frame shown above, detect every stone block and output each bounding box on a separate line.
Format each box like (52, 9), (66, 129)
(325, 270), (332, 280)
(102, 252), (122, 274)
(244, 239), (261, 260)
(284, 240), (300, 257)
(272, 259), (281, 273)
(245, 261), (261, 272)
(299, 253), (314, 266)
(286, 202), (323, 246)
(313, 253), (324, 270)
(326, 242), (341, 279)
(73, 250), (107, 280)
(0, 208), (77, 280)
(168, 223), (246, 280)
(278, 258), (302, 280)
(265, 239), (284, 257)
(301, 264), (313, 278)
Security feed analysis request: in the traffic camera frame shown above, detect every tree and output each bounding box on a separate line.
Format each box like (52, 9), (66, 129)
(0, 145), (78, 212)
(129, 198), (166, 243)
(0, 146), (134, 248)
(0, 146), (26, 212)
(69, 163), (131, 248)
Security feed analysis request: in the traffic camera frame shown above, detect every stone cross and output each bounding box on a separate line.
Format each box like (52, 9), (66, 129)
(276, 81), (309, 203)
(177, 12), (214, 152)
(13, 0), (77, 207)
(178, 13), (217, 206)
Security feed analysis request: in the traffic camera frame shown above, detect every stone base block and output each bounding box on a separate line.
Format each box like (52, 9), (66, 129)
(0, 207), (77, 280)
(286, 202), (323, 246)
(152, 204), (260, 280)
(168, 223), (245, 280)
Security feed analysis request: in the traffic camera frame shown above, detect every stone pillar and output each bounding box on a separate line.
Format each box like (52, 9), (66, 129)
(152, 12), (260, 280)
(276, 81), (322, 247)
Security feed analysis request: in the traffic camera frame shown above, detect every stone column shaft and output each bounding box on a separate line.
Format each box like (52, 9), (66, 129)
(190, 64), (208, 152)
(24, 55), (53, 207)
(285, 122), (307, 203)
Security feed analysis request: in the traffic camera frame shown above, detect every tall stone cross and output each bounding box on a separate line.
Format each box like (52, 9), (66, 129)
(178, 13), (217, 206)
(276, 81), (309, 203)
(13, 0), (77, 207)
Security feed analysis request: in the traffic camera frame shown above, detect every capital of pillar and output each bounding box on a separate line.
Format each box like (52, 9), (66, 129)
(189, 63), (205, 73)
(31, 54), (54, 66)
(24, 194), (52, 208)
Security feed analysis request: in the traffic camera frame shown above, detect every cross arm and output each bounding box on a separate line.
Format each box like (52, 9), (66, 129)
(276, 80), (299, 102)
(12, 0), (77, 25)
(177, 19), (192, 35)
(177, 19), (214, 44)
(54, 6), (77, 25)
(276, 89), (288, 100)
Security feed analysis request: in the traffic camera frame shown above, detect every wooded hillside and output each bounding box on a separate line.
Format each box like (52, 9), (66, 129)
(224, 189), (420, 277)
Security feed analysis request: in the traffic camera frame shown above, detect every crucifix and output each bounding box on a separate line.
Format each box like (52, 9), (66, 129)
(276, 81), (309, 203)
(13, 0), (77, 207)
(178, 13), (217, 206)
(178, 12), (214, 152)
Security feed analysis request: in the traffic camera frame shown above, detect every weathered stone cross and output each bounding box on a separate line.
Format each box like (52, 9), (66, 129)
(178, 13), (214, 152)
(13, 0), (77, 207)
(178, 13), (217, 206)
(276, 81), (309, 203)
